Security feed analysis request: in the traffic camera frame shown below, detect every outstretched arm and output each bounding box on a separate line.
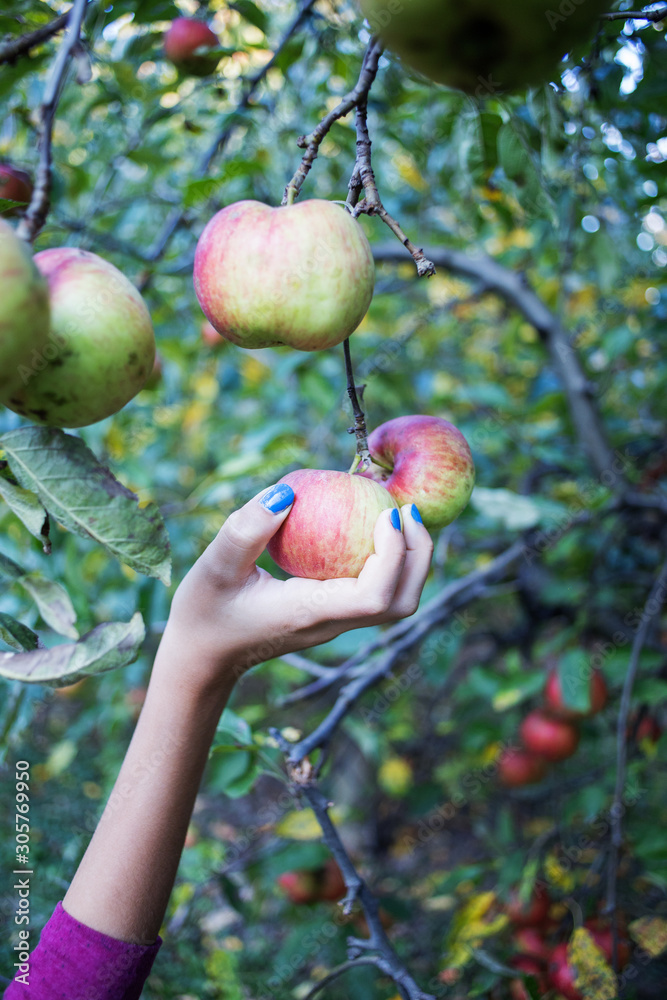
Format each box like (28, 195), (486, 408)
(62, 484), (432, 945)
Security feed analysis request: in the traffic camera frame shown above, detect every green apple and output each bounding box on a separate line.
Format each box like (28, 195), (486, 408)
(0, 219), (50, 402)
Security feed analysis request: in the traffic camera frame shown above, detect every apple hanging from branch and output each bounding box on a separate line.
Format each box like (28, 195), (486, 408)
(520, 710), (580, 762)
(4, 248), (155, 428)
(194, 199), (375, 351)
(163, 18), (221, 77)
(268, 415), (474, 580)
(0, 219), (50, 402)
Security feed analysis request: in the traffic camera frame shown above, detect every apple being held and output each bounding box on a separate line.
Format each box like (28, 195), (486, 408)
(0, 219), (50, 402)
(194, 199), (375, 351)
(362, 415), (475, 529)
(0, 165), (33, 216)
(520, 710), (580, 763)
(359, 0), (609, 94)
(544, 667), (608, 719)
(163, 17), (220, 76)
(498, 747), (548, 788)
(4, 247), (155, 428)
(267, 469), (396, 580)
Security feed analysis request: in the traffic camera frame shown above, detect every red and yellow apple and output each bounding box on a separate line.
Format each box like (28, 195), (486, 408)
(163, 17), (220, 76)
(267, 469), (396, 580)
(544, 667), (607, 719)
(520, 710), (580, 762)
(498, 748), (548, 788)
(0, 165), (33, 216)
(193, 199), (375, 351)
(0, 219), (50, 402)
(359, 0), (609, 94)
(362, 415), (475, 529)
(4, 247), (155, 428)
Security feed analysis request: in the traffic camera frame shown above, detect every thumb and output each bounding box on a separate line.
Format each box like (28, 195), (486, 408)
(208, 483), (294, 583)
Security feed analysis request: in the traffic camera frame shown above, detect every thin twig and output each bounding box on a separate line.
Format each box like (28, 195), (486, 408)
(282, 37), (384, 205)
(605, 554), (667, 969)
(0, 10), (71, 66)
(16, 0), (88, 244)
(300, 957), (396, 1000)
(343, 338), (370, 467)
(269, 734), (435, 1000)
(351, 96), (436, 277)
(601, 5), (667, 21)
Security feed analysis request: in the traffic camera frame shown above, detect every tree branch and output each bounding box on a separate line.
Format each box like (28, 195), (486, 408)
(300, 957), (397, 999)
(605, 553), (667, 968)
(372, 243), (616, 479)
(343, 338), (371, 468)
(269, 735), (435, 1000)
(601, 5), (667, 21)
(0, 10), (71, 66)
(15, 0), (88, 244)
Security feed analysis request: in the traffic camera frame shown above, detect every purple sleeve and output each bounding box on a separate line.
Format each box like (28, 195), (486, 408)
(4, 902), (162, 1000)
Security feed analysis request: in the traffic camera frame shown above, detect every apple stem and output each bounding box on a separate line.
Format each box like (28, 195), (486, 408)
(343, 337), (371, 470)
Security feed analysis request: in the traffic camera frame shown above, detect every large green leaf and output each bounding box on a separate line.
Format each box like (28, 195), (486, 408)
(0, 428), (171, 585)
(0, 613), (145, 686)
(0, 550), (78, 638)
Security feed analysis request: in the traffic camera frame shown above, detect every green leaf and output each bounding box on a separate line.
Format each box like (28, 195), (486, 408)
(0, 613), (39, 653)
(0, 427), (171, 585)
(0, 613), (145, 686)
(228, 0), (267, 33)
(0, 467), (50, 552)
(557, 649), (593, 713)
(17, 573), (79, 639)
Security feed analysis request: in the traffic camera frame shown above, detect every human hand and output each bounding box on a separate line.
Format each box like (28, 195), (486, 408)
(158, 482), (433, 694)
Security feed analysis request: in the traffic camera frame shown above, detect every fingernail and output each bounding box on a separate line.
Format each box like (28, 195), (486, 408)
(390, 508), (401, 530)
(411, 504), (423, 524)
(259, 483), (294, 513)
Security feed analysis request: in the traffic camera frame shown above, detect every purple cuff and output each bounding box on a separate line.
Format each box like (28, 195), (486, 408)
(4, 902), (162, 1000)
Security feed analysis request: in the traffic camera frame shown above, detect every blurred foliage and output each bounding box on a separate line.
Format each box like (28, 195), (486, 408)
(1, 0), (667, 998)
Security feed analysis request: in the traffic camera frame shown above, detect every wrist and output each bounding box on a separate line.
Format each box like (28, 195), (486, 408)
(151, 618), (238, 708)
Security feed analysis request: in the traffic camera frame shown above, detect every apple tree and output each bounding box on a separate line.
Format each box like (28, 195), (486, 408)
(1, 1), (667, 998)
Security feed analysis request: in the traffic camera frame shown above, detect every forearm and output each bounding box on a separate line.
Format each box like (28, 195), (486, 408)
(63, 630), (235, 944)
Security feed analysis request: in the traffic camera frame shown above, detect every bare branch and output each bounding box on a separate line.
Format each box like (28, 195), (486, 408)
(605, 553), (667, 967)
(602, 5), (667, 22)
(343, 338), (371, 467)
(373, 243), (616, 479)
(16, 0), (88, 244)
(0, 10), (71, 66)
(300, 957), (397, 1000)
(270, 732), (436, 1000)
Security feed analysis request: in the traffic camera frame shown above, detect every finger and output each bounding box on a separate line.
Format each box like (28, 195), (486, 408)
(386, 503), (434, 617)
(205, 482), (294, 583)
(319, 506), (407, 620)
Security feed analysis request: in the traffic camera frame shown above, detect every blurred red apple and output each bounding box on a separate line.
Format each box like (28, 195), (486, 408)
(498, 748), (548, 787)
(194, 199), (375, 351)
(267, 469), (396, 579)
(163, 17), (220, 76)
(361, 414), (475, 529)
(320, 859), (346, 901)
(630, 713), (662, 745)
(544, 668), (607, 719)
(584, 920), (630, 969)
(201, 319), (221, 346)
(506, 885), (551, 927)
(509, 955), (548, 1000)
(0, 164), (32, 215)
(548, 943), (582, 1000)
(277, 859), (346, 905)
(514, 927), (551, 963)
(520, 711), (580, 762)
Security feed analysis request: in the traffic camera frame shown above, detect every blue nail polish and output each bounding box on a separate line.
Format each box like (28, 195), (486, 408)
(260, 483), (294, 513)
(390, 508), (401, 530)
(411, 504), (423, 524)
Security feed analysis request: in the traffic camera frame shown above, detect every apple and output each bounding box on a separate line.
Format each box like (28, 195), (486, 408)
(584, 920), (630, 969)
(544, 667), (608, 719)
(277, 860), (346, 904)
(4, 247), (155, 428)
(143, 351), (162, 390)
(548, 943), (582, 1000)
(163, 17), (220, 76)
(358, 0), (609, 94)
(520, 711), (580, 762)
(267, 469), (396, 580)
(201, 319), (221, 346)
(498, 748), (548, 788)
(0, 165), (33, 216)
(506, 885), (551, 928)
(509, 955), (547, 1000)
(0, 219), (50, 402)
(630, 713), (662, 745)
(361, 415), (474, 529)
(193, 199), (375, 351)
(514, 927), (551, 963)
